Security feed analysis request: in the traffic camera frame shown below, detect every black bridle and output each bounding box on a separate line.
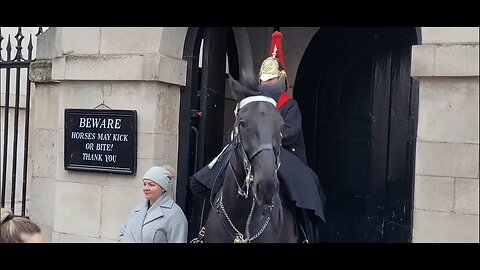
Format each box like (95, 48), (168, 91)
(231, 96), (282, 198)
(213, 96), (282, 242)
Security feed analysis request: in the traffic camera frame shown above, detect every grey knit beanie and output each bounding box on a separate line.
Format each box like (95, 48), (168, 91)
(143, 166), (172, 191)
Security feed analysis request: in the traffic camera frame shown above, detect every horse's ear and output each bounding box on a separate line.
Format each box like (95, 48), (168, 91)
(227, 73), (244, 100)
(227, 73), (258, 101)
(240, 69), (257, 89)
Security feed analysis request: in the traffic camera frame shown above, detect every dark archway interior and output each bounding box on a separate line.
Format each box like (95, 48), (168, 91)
(295, 27), (419, 242)
(178, 27), (239, 241)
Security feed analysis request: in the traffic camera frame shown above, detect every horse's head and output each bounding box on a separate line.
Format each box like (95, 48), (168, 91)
(228, 72), (284, 206)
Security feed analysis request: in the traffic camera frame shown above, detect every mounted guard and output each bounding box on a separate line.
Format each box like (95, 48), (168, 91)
(191, 30), (326, 243)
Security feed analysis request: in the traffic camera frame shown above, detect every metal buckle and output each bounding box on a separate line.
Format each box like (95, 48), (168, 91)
(199, 226), (206, 238)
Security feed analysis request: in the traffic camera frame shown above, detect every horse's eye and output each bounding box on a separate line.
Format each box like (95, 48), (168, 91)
(239, 120), (247, 128)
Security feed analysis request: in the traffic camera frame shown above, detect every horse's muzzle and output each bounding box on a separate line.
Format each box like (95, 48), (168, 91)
(253, 178), (279, 206)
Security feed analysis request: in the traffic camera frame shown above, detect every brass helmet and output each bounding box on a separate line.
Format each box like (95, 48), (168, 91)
(259, 31), (287, 82)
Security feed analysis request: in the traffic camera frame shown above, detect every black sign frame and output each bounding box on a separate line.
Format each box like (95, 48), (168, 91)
(64, 109), (137, 175)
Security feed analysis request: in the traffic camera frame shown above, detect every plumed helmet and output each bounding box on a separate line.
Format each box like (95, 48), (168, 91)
(259, 31), (287, 82)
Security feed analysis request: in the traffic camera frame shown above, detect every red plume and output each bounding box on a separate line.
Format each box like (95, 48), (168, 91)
(269, 31), (289, 94)
(270, 31), (285, 69)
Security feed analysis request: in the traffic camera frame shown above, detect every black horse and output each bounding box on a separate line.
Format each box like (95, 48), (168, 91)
(201, 74), (297, 243)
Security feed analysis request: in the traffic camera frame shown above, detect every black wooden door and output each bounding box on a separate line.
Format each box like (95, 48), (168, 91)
(178, 27), (239, 241)
(295, 28), (418, 242)
(198, 28), (227, 167)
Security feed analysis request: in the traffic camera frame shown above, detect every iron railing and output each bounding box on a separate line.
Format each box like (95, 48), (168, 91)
(1, 27), (44, 216)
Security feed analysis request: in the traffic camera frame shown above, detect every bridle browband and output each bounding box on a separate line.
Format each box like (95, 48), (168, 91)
(239, 95), (276, 108)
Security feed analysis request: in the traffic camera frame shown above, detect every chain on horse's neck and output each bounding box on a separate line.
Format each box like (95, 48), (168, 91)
(218, 189), (272, 243)
(224, 157), (255, 223)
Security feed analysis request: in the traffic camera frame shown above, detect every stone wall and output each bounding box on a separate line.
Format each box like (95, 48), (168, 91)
(411, 27), (479, 242)
(29, 27), (187, 242)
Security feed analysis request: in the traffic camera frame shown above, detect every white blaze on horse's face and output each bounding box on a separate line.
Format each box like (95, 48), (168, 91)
(237, 100), (283, 206)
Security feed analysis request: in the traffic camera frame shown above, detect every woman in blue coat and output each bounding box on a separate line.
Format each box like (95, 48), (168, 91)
(119, 165), (188, 243)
